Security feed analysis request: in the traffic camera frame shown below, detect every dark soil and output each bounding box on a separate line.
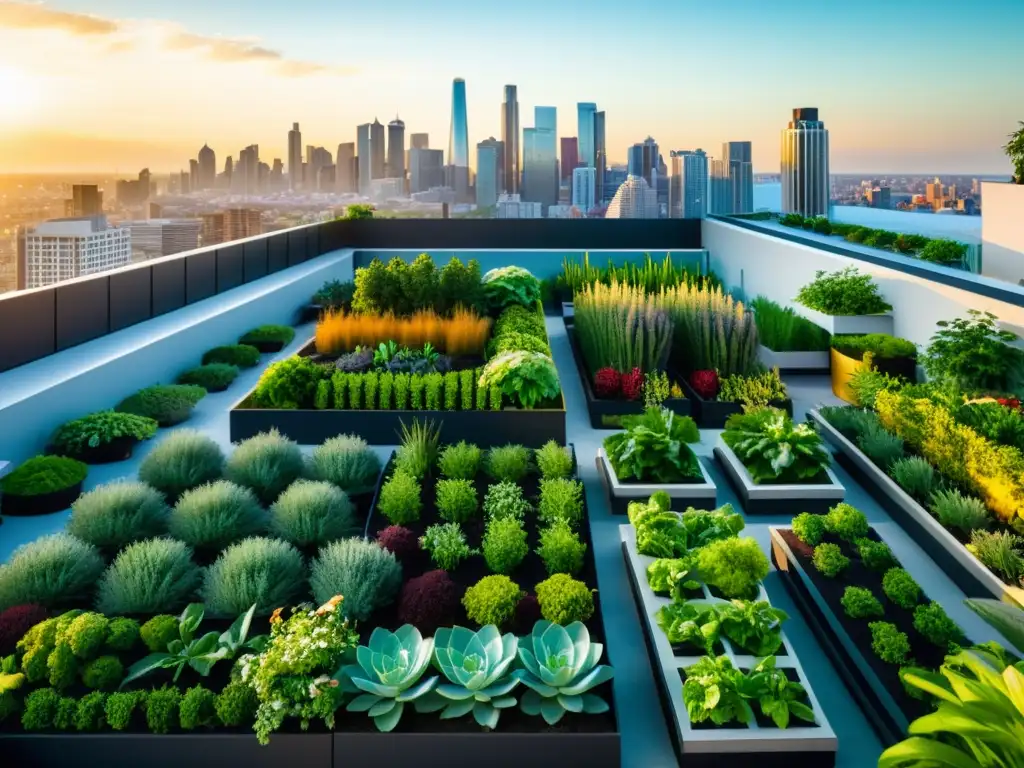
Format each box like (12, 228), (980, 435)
(778, 528), (945, 721)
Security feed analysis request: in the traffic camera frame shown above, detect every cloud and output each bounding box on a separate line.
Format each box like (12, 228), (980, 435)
(0, 1), (116, 34)
(161, 31), (347, 76)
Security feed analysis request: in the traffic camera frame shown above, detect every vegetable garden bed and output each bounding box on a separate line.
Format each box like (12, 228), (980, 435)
(810, 408), (1024, 608)
(595, 447), (717, 515)
(620, 525), (837, 767)
(678, 379), (792, 429)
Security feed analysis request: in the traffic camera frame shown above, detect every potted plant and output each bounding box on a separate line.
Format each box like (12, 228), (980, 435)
(682, 368), (792, 429)
(751, 296), (831, 372)
(794, 268), (893, 335)
(0, 455), (88, 515)
(1006, 121), (1024, 184)
(714, 408), (844, 513)
(50, 411), (158, 463)
(597, 406), (714, 514)
(830, 334), (917, 403)
(238, 325), (296, 353)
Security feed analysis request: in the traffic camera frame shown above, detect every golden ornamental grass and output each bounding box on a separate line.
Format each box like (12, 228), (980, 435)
(315, 308), (491, 357)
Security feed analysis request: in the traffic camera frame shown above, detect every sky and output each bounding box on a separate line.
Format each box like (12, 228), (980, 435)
(0, 0), (1020, 175)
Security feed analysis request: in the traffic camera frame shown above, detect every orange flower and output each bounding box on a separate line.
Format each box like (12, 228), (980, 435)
(316, 595), (344, 615)
(270, 607), (284, 624)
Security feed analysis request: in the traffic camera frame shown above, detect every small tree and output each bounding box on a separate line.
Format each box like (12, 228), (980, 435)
(1005, 121), (1024, 184)
(343, 204), (375, 220)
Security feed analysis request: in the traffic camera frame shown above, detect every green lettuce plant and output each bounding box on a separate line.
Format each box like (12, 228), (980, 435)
(603, 407), (701, 483)
(481, 266), (541, 311)
(718, 600), (788, 656)
(478, 351), (560, 409)
(628, 496), (687, 558)
(656, 601), (719, 651)
(722, 408), (831, 484)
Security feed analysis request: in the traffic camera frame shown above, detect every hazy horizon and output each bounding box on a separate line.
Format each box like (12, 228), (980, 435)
(0, 0), (1020, 175)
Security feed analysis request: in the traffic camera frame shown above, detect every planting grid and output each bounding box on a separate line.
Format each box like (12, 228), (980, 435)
(620, 525), (837, 755)
(0, 310), (1016, 768)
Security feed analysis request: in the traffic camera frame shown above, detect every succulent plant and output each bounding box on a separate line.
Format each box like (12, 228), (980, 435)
(334, 348), (373, 373)
(689, 369), (719, 399)
(593, 368), (621, 399)
(341, 625), (438, 732)
(620, 367), (643, 401)
(416, 625), (520, 729)
(514, 620), (614, 725)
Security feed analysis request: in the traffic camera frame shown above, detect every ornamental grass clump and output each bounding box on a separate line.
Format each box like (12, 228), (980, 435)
(225, 429), (305, 506)
(137, 430), (225, 500)
(307, 434), (382, 494)
(573, 281), (674, 376)
(310, 539), (402, 621)
(269, 480), (358, 547)
(750, 296), (831, 352)
(315, 308), (491, 357)
(168, 481), (267, 550)
(0, 534), (104, 611)
(201, 537), (305, 616)
(96, 538), (202, 615)
(67, 481), (169, 551)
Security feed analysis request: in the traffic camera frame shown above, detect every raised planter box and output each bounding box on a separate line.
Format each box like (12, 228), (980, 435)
(757, 345), (830, 374)
(810, 408), (1024, 609)
(621, 524), (837, 768)
(565, 325), (690, 429)
(679, 379), (792, 430)
(792, 304), (894, 336)
(0, 732), (332, 768)
(595, 447), (717, 515)
(713, 437), (844, 515)
(0, 481), (83, 516)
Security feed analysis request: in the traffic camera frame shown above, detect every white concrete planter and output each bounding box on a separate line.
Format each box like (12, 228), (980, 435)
(810, 408), (1024, 609)
(620, 525), (837, 763)
(757, 345), (830, 372)
(792, 304), (894, 336)
(596, 447), (717, 515)
(713, 437), (845, 514)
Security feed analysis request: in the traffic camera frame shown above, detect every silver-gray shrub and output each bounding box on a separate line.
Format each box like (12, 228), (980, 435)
(96, 538), (201, 615)
(225, 428), (305, 506)
(137, 430), (225, 501)
(310, 538), (402, 621)
(168, 480), (267, 550)
(308, 435), (382, 495)
(0, 533), (105, 610)
(200, 537), (306, 617)
(67, 481), (170, 551)
(269, 479), (358, 547)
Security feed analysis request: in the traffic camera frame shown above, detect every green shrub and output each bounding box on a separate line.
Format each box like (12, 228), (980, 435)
(313, 278), (356, 309)
(493, 304), (546, 339)
(140, 615), (179, 652)
(889, 457), (937, 500)
(832, 334), (916, 360)
(913, 602), (964, 648)
(930, 489), (990, 535)
(856, 423), (905, 468)
(74, 691), (108, 731)
(750, 296), (831, 352)
(225, 429), (305, 506)
(51, 411), (158, 456)
(881, 568), (921, 609)
(0, 455), (87, 497)
(177, 363), (239, 391)
(813, 543), (850, 577)
(82, 655), (123, 690)
(478, 351), (560, 410)
(435, 478), (478, 523)
(462, 575), (523, 627)
(967, 530), (1024, 583)
(239, 325), (296, 347)
(179, 685), (218, 730)
(437, 255), (485, 315)
(251, 356), (326, 409)
(145, 686), (181, 734)
(0, 534), (104, 610)
(269, 480), (357, 547)
(105, 691), (145, 731)
(459, 369), (474, 410)
(487, 329), (551, 357)
(482, 266), (541, 311)
(483, 481), (531, 522)
(378, 470), (422, 525)
(202, 344), (261, 368)
(537, 478), (584, 527)
(424, 372), (442, 410)
(841, 586), (884, 618)
(169, 481), (267, 550)
(105, 618), (140, 652)
(856, 538), (898, 572)
(796, 267), (892, 316)
(115, 385), (207, 427)
(420, 522), (476, 571)
(65, 612), (109, 658)
(201, 537), (305, 617)
(48, 639), (78, 690)
(438, 441), (483, 480)
(482, 517), (528, 574)
(215, 679), (257, 727)
(869, 621), (910, 664)
(534, 441), (573, 479)
(537, 520), (586, 575)
(485, 444), (531, 482)
(696, 537), (769, 599)
(310, 538), (402, 621)
(307, 434), (381, 494)
(819, 405), (880, 439)
(67, 482), (169, 551)
(96, 538), (202, 615)
(394, 419), (440, 480)
(22, 688), (60, 731)
(823, 503), (870, 541)
(535, 573), (595, 625)
(138, 430), (226, 500)
(791, 512), (827, 546)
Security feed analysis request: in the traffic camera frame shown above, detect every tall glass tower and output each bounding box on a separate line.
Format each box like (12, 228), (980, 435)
(501, 85), (519, 195)
(447, 78), (470, 202)
(577, 103), (597, 167)
(523, 107), (558, 212)
(781, 108), (829, 217)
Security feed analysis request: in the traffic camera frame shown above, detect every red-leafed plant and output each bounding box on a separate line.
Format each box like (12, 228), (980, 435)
(997, 397), (1022, 411)
(397, 570), (461, 636)
(376, 525), (419, 560)
(621, 368), (644, 401)
(0, 604), (48, 655)
(593, 367), (621, 398)
(689, 370), (720, 400)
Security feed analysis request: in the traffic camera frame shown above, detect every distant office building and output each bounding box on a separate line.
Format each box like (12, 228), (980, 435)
(116, 169), (151, 207)
(669, 150), (709, 219)
(604, 166), (627, 204)
(198, 144), (216, 190)
(560, 137), (579, 184)
(306, 146), (332, 190)
(369, 178), (405, 201)
(410, 148), (445, 194)
(189, 159), (199, 192)
(594, 111), (607, 204)
(179, 171), (191, 195)
(501, 85), (520, 195)
(270, 159), (284, 190)
(410, 133), (429, 150)
(605, 175), (658, 219)
(547, 205), (576, 219)
(200, 209), (263, 246)
(222, 157), (233, 189)
(235, 146), (260, 195)
(867, 186), (892, 209)
(708, 158), (731, 215)
(522, 107), (558, 211)
(577, 103), (597, 167)
(370, 119), (385, 182)
(476, 138), (503, 209)
(288, 123), (302, 190)
(448, 79), (471, 202)
(357, 123), (372, 196)
(387, 117), (406, 182)
(65, 185), (103, 217)
(723, 141), (753, 214)
(926, 179), (943, 209)
(336, 143), (356, 193)
(128, 219), (201, 260)
(627, 138), (658, 187)
(495, 193), (542, 219)
(572, 166), (596, 213)
(21, 216), (131, 289)
(781, 107), (830, 217)
(318, 165), (336, 190)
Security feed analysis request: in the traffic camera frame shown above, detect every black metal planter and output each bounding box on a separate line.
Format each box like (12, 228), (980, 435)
(679, 380), (792, 429)
(54, 436), (141, 465)
(0, 481), (83, 516)
(246, 340), (288, 353)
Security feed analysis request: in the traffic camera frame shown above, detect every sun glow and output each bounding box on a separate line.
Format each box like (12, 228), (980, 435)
(0, 66), (42, 125)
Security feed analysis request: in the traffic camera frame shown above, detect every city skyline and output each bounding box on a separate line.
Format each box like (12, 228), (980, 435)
(0, 0), (1019, 174)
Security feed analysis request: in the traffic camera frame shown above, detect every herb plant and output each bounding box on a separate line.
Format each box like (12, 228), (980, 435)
(478, 351), (561, 409)
(420, 523), (477, 571)
(869, 621), (911, 664)
(51, 411), (158, 455)
(462, 575), (523, 627)
(536, 521), (586, 575)
(796, 267), (892, 316)
(722, 408), (831, 484)
(438, 441), (483, 479)
(534, 440), (574, 479)
(482, 517), (528, 574)
(603, 407), (702, 483)
(435, 478), (478, 523)
(696, 537), (770, 599)
(812, 543), (850, 577)
(841, 586), (884, 618)
(924, 310), (1024, 391)
(881, 568), (921, 609)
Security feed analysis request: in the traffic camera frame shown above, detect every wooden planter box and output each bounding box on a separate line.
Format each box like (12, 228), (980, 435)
(595, 447), (717, 515)
(679, 379), (792, 430)
(621, 525), (837, 768)
(713, 438), (845, 515)
(757, 345), (830, 374)
(792, 305), (894, 336)
(810, 409), (1024, 609)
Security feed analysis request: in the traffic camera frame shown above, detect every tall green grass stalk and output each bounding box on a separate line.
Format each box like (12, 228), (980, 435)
(559, 252), (719, 297)
(751, 296), (831, 352)
(573, 282), (674, 376)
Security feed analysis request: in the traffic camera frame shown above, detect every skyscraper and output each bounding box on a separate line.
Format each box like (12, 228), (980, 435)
(336, 143), (356, 193)
(237, 146), (259, 195)
(197, 144), (216, 190)
(447, 78), (470, 202)
(781, 108), (830, 217)
(571, 167), (596, 212)
(723, 141), (754, 214)
(388, 117), (406, 181)
(476, 138), (502, 209)
(370, 119), (386, 181)
(65, 185), (103, 217)
(669, 150), (709, 219)
(522, 107), (558, 212)
(409, 148), (444, 194)
(189, 159), (199, 192)
(306, 147), (332, 191)
(577, 103), (597, 167)
(560, 137), (578, 184)
(606, 175), (658, 219)
(500, 85), (519, 195)
(708, 158), (731, 215)
(288, 123), (302, 190)
(594, 111), (606, 204)
(357, 123), (372, 196)
(410, 133), (429, 150)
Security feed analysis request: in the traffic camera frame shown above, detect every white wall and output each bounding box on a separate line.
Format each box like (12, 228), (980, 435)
(703, 218), (1024, 349)
(981, 181), (1024, 284)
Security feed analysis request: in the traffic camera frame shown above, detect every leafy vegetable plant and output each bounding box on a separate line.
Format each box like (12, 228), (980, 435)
(603, 407), (701, 483)
(722, 408), (831, 484)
